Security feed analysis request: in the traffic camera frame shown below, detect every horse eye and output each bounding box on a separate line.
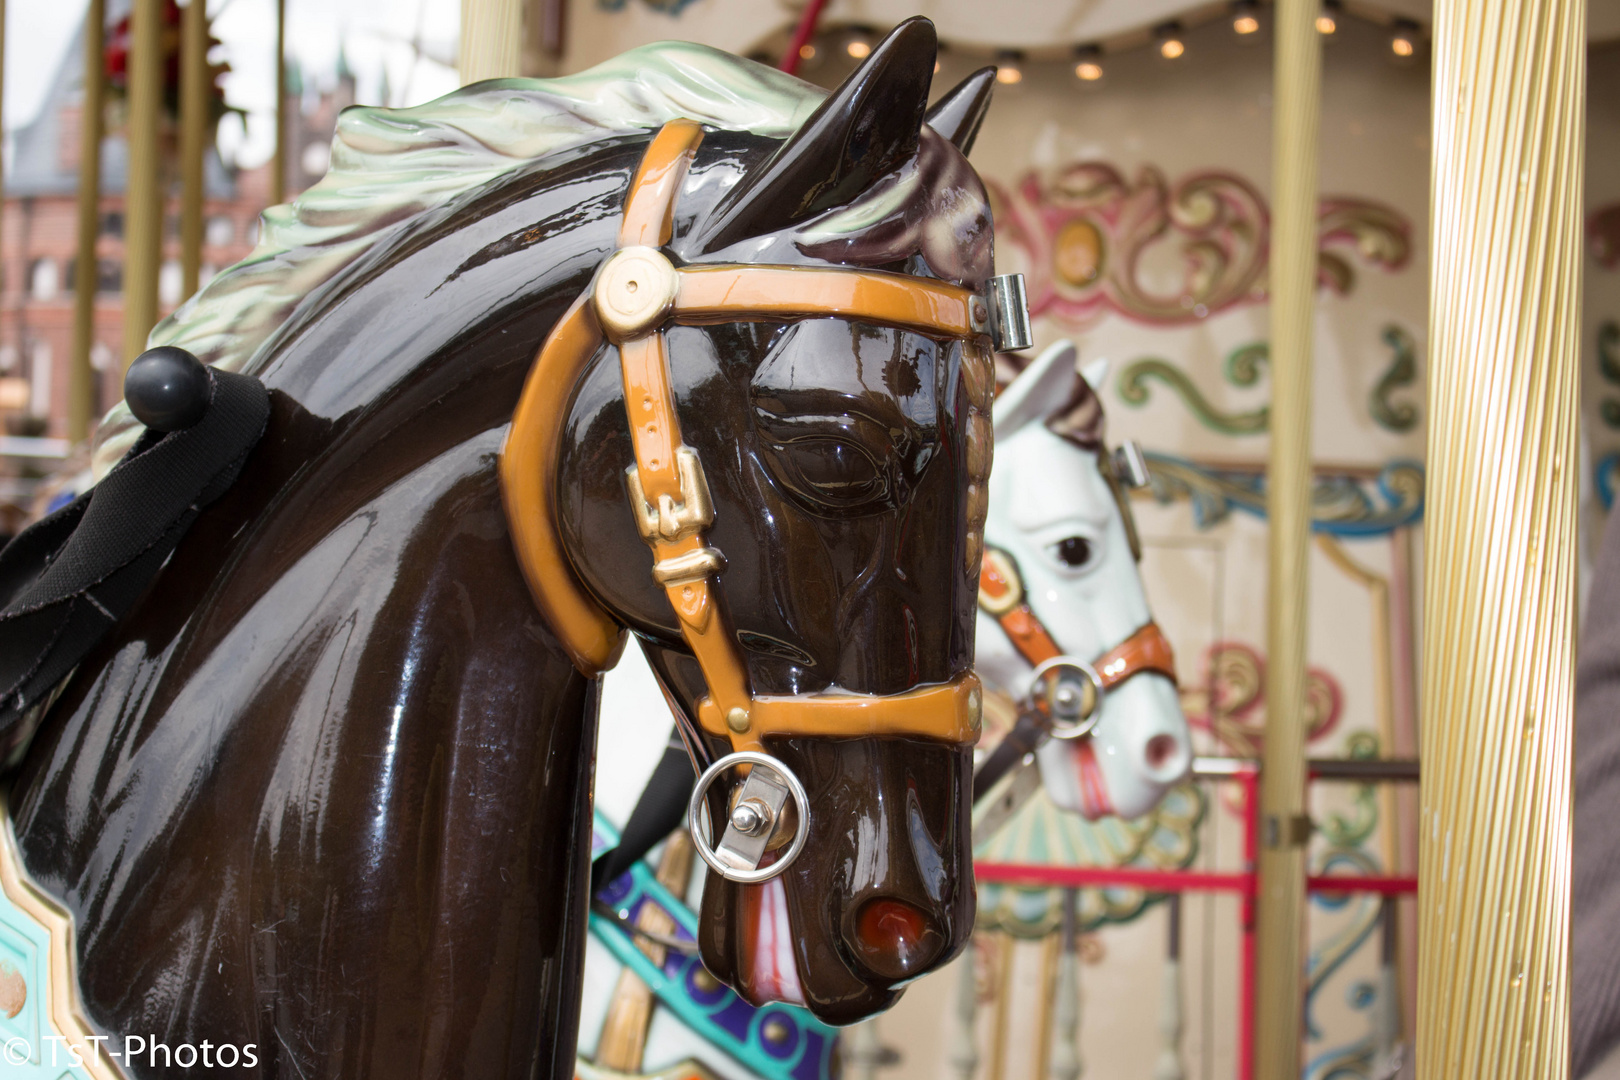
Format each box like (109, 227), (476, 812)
(788, 438), (881, 493)
(763, 435), (891, 514)
(1053, 536), (1093, 568)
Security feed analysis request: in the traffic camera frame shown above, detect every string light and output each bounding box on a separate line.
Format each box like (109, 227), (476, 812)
(1232, 0), (1260, 35)
(1155, 22), (1186, 60)
(1073, 45), (1104, 83)
(995, 50), (1025, 85)
(1390, 19), (1419, 57)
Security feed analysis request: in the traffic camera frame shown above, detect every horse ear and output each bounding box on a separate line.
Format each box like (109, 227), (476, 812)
(1080, 357), (1109, 392)
(993, 340), (1081, 438)
(694, 17), (937, 253)
(925, 67), (996, 155)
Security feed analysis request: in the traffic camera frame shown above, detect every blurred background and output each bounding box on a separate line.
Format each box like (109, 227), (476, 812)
(0, 2), (1610, 1079)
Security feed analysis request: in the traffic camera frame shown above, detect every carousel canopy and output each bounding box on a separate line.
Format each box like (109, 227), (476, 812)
(756, 0), (1620, 53)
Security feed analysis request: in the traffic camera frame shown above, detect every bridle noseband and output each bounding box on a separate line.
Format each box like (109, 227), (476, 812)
(978, 545), (1178, 731)
(500, 120), (1031, 881)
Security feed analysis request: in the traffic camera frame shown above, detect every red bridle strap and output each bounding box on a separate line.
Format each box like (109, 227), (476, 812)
(978, 547), (1177, 692)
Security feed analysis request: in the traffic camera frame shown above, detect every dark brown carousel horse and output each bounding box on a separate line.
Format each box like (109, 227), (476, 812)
(2, 19), (1010, 1080)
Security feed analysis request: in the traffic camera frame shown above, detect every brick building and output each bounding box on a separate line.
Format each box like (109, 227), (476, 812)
(0, 5), (356, 445)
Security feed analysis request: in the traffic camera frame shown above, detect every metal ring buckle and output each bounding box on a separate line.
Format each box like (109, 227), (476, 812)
(1027, 655), (1105, 741)
(687, 751), (811, 884)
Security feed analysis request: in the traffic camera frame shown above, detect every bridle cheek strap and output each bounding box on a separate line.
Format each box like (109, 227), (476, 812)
(979, 547), (1178, 693)
(500, 119), (988, 753)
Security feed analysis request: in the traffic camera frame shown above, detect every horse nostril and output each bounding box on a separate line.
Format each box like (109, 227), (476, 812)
(852, 898), (943, 980)
(1145, 733), (1180, 773)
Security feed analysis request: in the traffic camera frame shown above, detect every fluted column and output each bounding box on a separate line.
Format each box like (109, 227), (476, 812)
(1418, 0), (1583, 1076)
(69, 0), (104, 442)
(1253, 1), (1323, 1076)
(121, 0), (163, 368)
(459, 0), (522, 85)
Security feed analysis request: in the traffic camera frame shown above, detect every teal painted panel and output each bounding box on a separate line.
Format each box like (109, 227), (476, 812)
(0, 852), (95, 1079)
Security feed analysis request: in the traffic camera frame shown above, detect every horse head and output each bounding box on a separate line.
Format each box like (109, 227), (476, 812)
(524, 21), (1003, 1022)
(977, 341), (1192, 819)
(5, 22), (1006, 1069)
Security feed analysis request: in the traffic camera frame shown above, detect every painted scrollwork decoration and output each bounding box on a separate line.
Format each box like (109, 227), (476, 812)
(597, 0), (704, 13)
(1117, 343), (1270, 435)
(1142, 454), (1425, 537)
(1598, 452), (1620, 511)
(988, 163), (1411, 327)
(1119, 327), (1419, 436)
(1588, 202), (1620, 269)
(1369, 324), (1421, 433)
(1303, 733), (1391, 1076)
(1179, 642), (1345, 761)
(1597, 321), (1620, 430)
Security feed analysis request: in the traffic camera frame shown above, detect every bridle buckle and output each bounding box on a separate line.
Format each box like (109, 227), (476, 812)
(627, 447), (715, 543)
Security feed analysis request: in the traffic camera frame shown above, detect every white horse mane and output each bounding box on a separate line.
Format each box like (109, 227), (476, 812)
(93, 43), (829, 474)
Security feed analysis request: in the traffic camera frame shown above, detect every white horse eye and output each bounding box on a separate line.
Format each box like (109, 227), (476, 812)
(1052, 536), (1093, 568)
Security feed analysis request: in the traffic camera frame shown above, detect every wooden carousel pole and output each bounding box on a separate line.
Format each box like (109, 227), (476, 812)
(1418, 0), (1583, 1075)
(1252, 0), (1323, 1076)
(270, 0), (285, 208)
(459, 0), (522, 84)
(69, 0), (105, 443)
(120, 0), (163, 368)
(179, 0), (207, 299)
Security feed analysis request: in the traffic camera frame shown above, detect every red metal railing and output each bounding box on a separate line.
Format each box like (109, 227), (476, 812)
(973, 756), (1418, 1080)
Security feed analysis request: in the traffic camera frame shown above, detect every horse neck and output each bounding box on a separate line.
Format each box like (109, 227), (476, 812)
(8, 152), (627, 1076)
(248, 138), (635, 424)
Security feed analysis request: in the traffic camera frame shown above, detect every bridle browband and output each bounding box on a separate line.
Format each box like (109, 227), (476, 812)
(500, 120), (1028, 880)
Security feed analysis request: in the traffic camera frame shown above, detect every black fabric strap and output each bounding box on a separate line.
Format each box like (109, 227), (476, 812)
(591, 736), (697, 895)
(0, 369), (270, 751)
(972, 706), (1050, 804)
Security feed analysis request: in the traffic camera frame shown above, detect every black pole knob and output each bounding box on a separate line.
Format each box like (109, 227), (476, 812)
(124, 346), (212, 432)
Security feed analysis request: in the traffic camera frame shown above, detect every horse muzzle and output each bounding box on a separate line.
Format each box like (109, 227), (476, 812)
(688, 673), (983, 881)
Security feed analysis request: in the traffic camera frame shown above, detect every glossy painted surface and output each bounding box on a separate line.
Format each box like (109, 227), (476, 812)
(6, 18), (994, 1074)
(11, 138), (636, 1074)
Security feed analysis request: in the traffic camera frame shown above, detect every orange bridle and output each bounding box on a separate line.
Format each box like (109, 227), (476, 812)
(500, 120), (1021, 755)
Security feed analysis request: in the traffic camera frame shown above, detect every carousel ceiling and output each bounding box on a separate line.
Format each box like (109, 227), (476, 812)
(763, 0), (1620, 51)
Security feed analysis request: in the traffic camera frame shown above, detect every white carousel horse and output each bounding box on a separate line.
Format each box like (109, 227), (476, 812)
(975, 339), (1192, 820)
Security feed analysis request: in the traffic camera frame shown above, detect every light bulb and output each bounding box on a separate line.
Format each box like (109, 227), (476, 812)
(1234, 14), (1260, 34)
(1390, 20), (1420, 58)
(846, 37), (871, 59)
(1075, 61), (1103, 82)
(799, 43), (816, 60)
(995, 51), (1024, 85)
(1316, 13), (1336, 33)
(1160, 37), (1185, 59)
